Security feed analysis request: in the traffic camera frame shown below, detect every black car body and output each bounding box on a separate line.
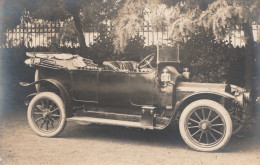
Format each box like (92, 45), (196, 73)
(21, 47), (252, 151)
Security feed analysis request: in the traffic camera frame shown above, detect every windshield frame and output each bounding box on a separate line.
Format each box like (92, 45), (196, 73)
(156, 44), (180, 64)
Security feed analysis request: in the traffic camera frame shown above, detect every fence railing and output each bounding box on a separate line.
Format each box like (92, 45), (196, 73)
(3, 20), (64, 48)
(1, 19), (259, 48)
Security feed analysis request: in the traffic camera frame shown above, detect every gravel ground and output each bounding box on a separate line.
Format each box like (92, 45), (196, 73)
(0, 106), (260, 165)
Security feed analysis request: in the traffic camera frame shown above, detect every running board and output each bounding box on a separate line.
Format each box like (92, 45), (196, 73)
(67, 108), (170, 129)
(77, 110), (141, 122)
(67, 117), (145, 129)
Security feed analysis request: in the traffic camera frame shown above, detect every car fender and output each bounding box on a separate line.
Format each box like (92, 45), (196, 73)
(158, 90), (235, 130)
(24, 93), (38, 106)
(20, 79), (72, 114)
(174, 90), (235, 116)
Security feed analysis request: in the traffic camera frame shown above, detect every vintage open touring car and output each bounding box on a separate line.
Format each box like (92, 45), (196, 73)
(20, 46), (252, 151)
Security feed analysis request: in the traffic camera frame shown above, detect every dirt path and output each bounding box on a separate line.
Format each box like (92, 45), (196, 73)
(0, 107), (260, 165)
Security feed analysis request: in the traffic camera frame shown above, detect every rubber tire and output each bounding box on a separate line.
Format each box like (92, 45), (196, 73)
(27, 92), (67, 137)
(179, 99), (232, 152)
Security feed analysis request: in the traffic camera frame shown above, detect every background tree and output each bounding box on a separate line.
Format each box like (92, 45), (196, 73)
(0, 0), (124, 51)
(23, 0), (117, 49)
(114, 0), (259, 48)
(180, 27), (245, 85)
(113, 0), (259, 89)
(59, 0), (124, 50)
(0, 0), (25, 44)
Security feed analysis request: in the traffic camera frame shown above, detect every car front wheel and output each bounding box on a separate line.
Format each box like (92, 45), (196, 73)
(27, 92), (66, 137)
(179, 99), (232, 152)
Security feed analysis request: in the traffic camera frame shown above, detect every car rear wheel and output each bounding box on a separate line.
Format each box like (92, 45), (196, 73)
(27, 92), (66, 137)
(179, 99), (232, 152)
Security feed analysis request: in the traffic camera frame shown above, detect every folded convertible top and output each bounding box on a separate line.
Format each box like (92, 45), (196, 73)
(25, 52), (98, 70)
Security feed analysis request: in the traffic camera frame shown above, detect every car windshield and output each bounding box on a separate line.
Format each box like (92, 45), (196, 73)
(157, 44), (180, 63)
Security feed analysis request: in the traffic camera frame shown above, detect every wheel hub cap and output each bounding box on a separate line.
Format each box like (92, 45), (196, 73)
(43, 112), (49, 118)
(201, 123), (207, 130)
(199, 120), (211, 131)
(42, 109), (51, 119)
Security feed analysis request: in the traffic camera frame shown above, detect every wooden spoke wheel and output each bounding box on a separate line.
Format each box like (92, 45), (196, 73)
(28, 92), (66, 137)
(179, 99), (232, 152)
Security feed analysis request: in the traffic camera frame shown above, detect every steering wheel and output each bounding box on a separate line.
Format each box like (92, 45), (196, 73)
(138, 53), (155, 70)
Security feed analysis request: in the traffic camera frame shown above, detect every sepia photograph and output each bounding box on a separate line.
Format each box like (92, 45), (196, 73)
(0, 0), (259, 164)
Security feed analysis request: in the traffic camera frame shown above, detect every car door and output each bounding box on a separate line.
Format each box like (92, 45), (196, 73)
(98, 70), (130, 106)
(72, 70), (98, 103)
(129, 71), (155, 106)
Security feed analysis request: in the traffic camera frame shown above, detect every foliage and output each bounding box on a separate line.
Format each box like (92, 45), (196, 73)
(123, 35), (148, 61)
(58, 20), (79, 46)
(113, 0), (147, 52)
(113, 0), (259, 89)
(179, 28), (245, 86)
(88, 29), (115, 64)
(0, 0), (24, 44)
(2, 0), (259, 51)
(197, 0), (256, 41)
(0, 0), (123, 49)
(81, 0), (124, 30)
(1, 0), (258, 88)
(89, 29), (148, 64)
(114, 0), (259, 51)
(0, 0), (24, 29)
